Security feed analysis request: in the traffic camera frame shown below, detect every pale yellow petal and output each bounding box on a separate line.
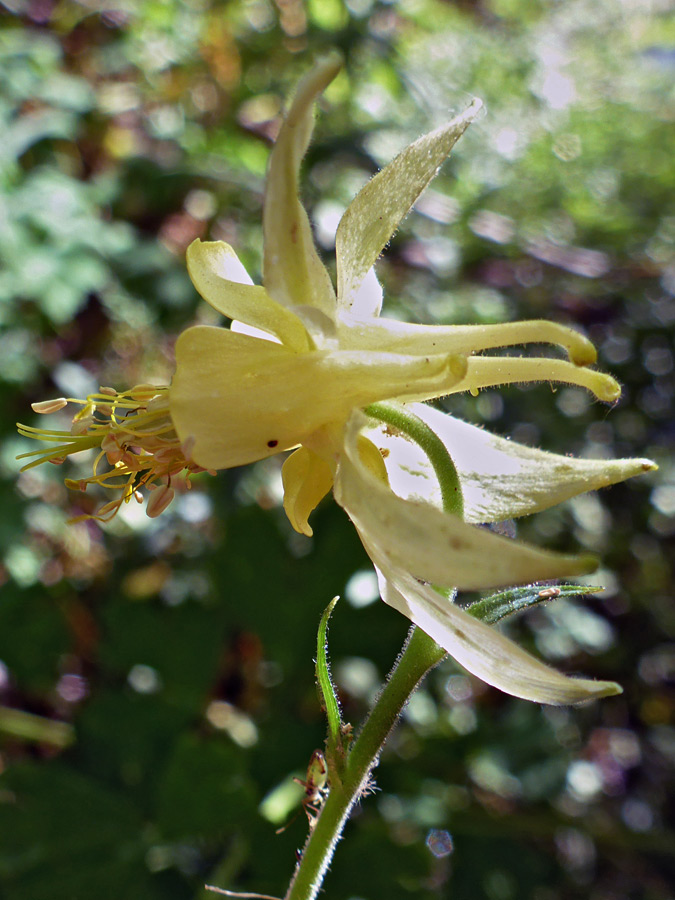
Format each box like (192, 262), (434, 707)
(337, 316), (597, 366)
(334, 411), (597, 590)
(369, 553), (621, 705)
(366, 403), (656, 524)
(356, 434), (389, 484)
(452, 356), (621, 403)
(336, 100), (482, 313)
(282, 446), (333, 536)
(170, 326), (467, 470)
(263, 54), (340, 318)
(346, 266), (383, 319)
(186, 239), (312, 353)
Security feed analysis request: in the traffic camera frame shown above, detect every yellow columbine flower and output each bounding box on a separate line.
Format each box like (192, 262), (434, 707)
(18, 55), (655, 704)
(167, 56), (654, 703)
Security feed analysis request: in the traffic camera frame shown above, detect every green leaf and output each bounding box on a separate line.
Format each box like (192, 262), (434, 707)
(315, 596), (344, 766)
(466, 583), (604, 626)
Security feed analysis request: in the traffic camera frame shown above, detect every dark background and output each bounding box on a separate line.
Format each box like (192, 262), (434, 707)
(1, 1), (673, 898)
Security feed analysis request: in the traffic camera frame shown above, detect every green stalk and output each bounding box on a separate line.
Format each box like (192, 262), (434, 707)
(284, 628), (444, 900)
(365, 401), (464, 518)
(284, 403), (462, 900)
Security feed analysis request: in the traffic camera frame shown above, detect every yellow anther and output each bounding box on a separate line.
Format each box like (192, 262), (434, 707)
(146, 484), (175, 518)
(32, 398), (68, 414)
(17, 381), (202, 522)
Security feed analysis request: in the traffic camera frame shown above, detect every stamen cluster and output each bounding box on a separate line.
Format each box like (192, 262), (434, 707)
(17, 385), (208, 521)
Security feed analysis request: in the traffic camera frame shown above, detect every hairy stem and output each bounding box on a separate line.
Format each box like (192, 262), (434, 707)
(365, 401), (464, 518)
(284, 403), (463, 900)
(284, 627), (445, 900)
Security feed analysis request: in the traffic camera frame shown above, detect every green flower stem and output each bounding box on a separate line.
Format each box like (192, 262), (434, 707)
(284, 403), (462, 900)
(365, 401), (464, 518)
(284, 628), (445, 900)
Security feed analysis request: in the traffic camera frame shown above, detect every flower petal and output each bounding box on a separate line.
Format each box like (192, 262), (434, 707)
(170, 327), (467, 470)
(337, 316), (597, 366)
(263, 54), (340, 318)
(334, 411), (597, 590)
(346, 266), (383, 319)
(282, 446), (333, 536)
(366, 403), (656, 524)
(370, 551), (621, 704)
(335, 99), (482, 313)
(186, 240), (312, 352)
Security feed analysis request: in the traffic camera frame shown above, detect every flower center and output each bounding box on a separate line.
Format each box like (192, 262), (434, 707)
(17, 385), (209, 522)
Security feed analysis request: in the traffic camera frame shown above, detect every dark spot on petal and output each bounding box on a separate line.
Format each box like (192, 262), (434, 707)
(267, 439), (278, 448)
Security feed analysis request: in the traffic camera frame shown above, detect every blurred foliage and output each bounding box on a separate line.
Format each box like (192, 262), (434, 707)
(1, 0), (674, 898)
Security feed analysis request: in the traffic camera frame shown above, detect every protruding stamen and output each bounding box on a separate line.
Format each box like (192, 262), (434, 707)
(64, 478), (88, 492)
(18, 383), (203, 522)
(32, 398), (68, 414)
(146, 484), (175, 517)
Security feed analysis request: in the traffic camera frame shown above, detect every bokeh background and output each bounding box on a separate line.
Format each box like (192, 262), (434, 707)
(1, 1), (674, 898)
